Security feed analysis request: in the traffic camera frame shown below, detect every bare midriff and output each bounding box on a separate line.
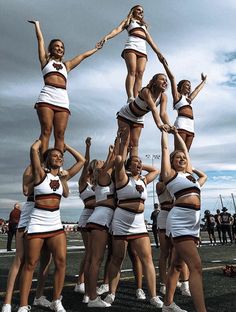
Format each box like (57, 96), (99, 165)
(45, 75), (66, 89)
(118, 201), (144, 213)
(35, 197), (61, 208)
(175, 194), (200, 207)
(178, 106), (193, 118)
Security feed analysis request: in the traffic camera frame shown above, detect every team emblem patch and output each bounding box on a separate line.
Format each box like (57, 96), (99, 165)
(50, 179), (60, 191)
(136, 184), (144, 194)
(53, 62), (63, 71)
(186, 175), (196, 183)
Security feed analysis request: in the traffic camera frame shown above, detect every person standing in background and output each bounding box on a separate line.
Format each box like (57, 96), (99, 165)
(7, 203), (21, 251)
(150, 203), (160, 248)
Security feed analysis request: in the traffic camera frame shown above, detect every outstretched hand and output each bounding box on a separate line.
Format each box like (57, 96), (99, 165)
(27, 20), (38, 25)
(95, 41), (104, 50)
(160, 124), (170, 132)
(85, 137), (92, 146)
(201, 73), (207, 81)
(169, 126), (178, 135)
(109, 144), (114, 154)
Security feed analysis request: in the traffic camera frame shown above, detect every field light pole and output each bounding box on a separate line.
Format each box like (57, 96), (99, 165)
(145, 154), (160, 207)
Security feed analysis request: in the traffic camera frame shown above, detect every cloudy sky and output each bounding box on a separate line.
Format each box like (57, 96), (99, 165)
(0, 0), (236, 219)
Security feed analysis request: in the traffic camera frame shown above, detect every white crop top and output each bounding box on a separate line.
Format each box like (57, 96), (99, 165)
(79, 182), (95, 207)
(95, 180), (115, 203)
(165, 172), (201, 200)
(129, 91), (161, 117)
(174, 95), (193, 118)
(116, 175), (147, 204)
(34, 173), (63, 200)
(126, 19), (147, 36)
(42, 60), (68, 87)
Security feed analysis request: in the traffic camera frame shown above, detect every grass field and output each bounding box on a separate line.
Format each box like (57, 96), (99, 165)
(0, 231), (236, 311)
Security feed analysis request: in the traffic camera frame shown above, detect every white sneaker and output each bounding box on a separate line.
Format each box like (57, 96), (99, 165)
(87, 297), (111, 308)
(103, 293), (115, 304)
(82, 295), (89, 304)
(17, 306), (31, 312)
(74, 282), (85, 294)
(50, 297), (66, 312)
(150, 296), (163, 308)
(33, 296), (51, 307)
(162, 302), (188, 312)
(96, 283), (109, 295)
(160, 284), (166, 295)
(1, 304), (11, 312)
(136, 288), (146, 300)
(180, 282), (191, 297)
(181, 288), (191, 297)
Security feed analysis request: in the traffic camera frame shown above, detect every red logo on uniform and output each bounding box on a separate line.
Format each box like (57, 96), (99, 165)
(50, 179), (60, 191)
(136, 184), (144, 194)
(53, 62), (63, 71)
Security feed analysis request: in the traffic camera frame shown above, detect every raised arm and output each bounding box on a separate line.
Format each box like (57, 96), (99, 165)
(161, 131), (173, 182)
(64, 144), (85, 180)
(22, 165), (34, 196)
(192, 168), (207, 187)
(65, 43), (102, 72)
(142, 163), (160, 185)
(30, 139), (45, 184)
(159, 92), (171, 126)
(145, 31), (162, 58)
(189, 73), (207, 101)
(79, 137), (92, 189)
(99, 18), (129, 44)
(142, 88), (169, 132)
(28, 20), (48, 68)
(159, 58), (180, 103)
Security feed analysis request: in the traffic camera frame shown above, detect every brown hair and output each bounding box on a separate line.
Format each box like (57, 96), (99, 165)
(44, 148), (63, 169)
(128, 5), (147, 27)
(147, 73), (166, 94)
(48, 39), (65, 60)
(170, 149), (186, 168)
(177, 80), (190, 93)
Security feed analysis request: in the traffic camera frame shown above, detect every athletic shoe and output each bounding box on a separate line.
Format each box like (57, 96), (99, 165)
(136, 288), (146, 300)
(50, 297), (66, 312)
(150, 296), (163, 308)
(17, 306), (31, 312)
(33, 296), (51, 307)
(180, 282), (191, 297)
(160, 284), (166, 295)
(181, 289), (191, 297)
(82, 295), (89, 304)
(74, 282), (85, 294)
(1, 304), (11, 312)
(103, 293), (115, 304)
(162, 302), (188, 312)
(96, 283), (109, 295)
(87, 297), (111, 308)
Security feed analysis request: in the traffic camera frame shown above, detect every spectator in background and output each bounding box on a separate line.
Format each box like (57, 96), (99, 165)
(203, 210), (216, 246)
(219, 207), (233, 245)
(7, 203), (21, 251)
(214, 209), (222, 244)
(150, 203), (160, 248)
